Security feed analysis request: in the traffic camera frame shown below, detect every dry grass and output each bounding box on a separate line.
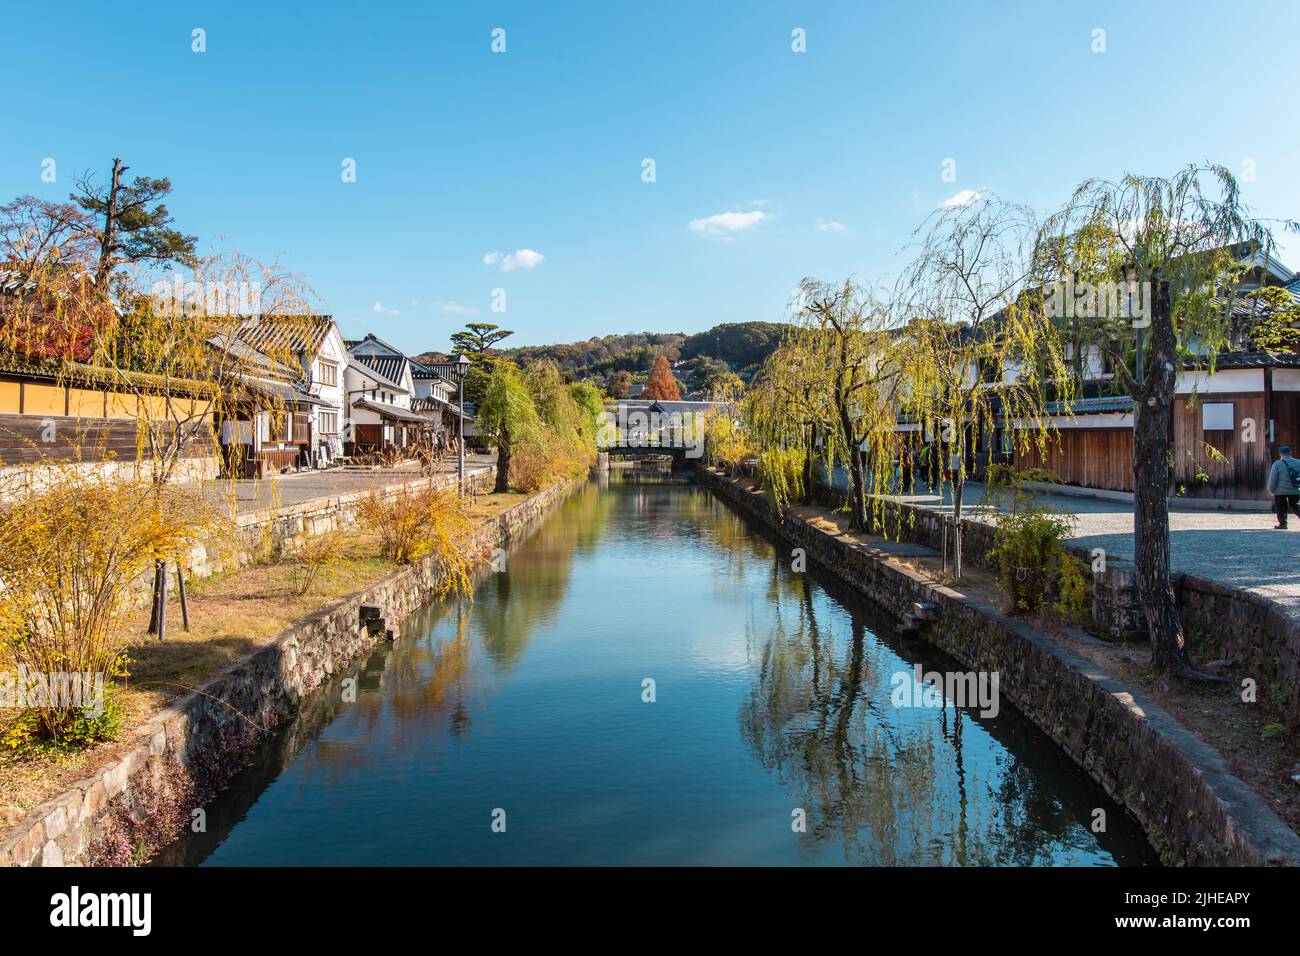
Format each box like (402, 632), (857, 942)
(0, 487), (532, 834)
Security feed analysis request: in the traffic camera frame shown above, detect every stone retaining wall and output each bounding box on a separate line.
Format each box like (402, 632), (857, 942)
(0, 473), (584, 867)
(814, 481), (1296, 723)
(812, 482), (1156, 642)
(703, 466), (1300, 866)
(190, 467), (498, 579)
(1178, 575), (1300, 727)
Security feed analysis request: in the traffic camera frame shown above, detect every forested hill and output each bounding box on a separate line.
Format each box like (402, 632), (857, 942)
(428, 321), (786, 394)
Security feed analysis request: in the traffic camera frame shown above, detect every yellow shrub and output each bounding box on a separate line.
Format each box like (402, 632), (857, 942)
(0, 464), (223, 744)
(287, 532), (345, 596)
(356, 482), (476, 599)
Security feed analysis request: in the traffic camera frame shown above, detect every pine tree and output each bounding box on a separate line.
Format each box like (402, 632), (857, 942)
(642, 354), (681, 400)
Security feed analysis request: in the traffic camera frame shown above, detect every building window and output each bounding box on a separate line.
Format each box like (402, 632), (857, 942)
(1202, 402), (1234, 431)
(318, 361), (338, 386)
(319, 411), (339, 434)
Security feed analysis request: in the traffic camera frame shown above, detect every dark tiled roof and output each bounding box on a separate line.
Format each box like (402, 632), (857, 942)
(648, 399), (726, 414)
(236, 315), (334, 358)
(352, 398), (427, 423)
(0, 351), (60, 379)
(1046, 395), (1134, 415)
(351, 353), (408, 386)
(412, 394), (465, 416)
(346, 357), (407, 392)
(409, 360), (453, 384)
(1190, 350), (1300, 370)
(209, 332), (304, 380)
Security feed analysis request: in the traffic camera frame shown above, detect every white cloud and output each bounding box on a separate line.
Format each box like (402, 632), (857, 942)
(372, 301), (400, 315)
(941, 189), (981, 209)
(483, 248), (544, 271)
(688, 209), (769, 239)
(816, 217), (845, 232)
(440, 301), (479, 316)
(749, 199), (770, 207)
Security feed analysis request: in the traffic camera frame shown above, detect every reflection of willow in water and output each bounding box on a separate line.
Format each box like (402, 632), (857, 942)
(739, 568), (1094, 866)
(650, 479), (777, 599)
(473, 482), (612, 669)
(279, 486), (619, 783)
(321, 489), (618, 764)
(281, 606), (479, 789)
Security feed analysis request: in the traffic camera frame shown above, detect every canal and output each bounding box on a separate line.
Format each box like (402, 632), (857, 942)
(156, 469), (1156, 866)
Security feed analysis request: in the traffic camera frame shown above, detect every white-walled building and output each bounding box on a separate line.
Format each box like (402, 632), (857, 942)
(344, 334), (425, 453)
(234, 314), (350, 469)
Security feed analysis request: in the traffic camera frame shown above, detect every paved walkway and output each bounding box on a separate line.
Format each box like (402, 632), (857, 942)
(196, 453), (497, 516)
(876, 479), (1299, 619)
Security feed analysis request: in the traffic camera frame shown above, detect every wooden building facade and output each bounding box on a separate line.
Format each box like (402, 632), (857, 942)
(1012, 362), (1300, 502)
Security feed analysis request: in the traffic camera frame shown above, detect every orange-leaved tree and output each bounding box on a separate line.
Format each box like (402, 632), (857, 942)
(642, 354), (681, 400)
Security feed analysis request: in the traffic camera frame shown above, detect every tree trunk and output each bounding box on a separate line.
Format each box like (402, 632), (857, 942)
(802, 423), (816, 505)
(495, 426), (511, 493)
(1132, 280), (1195, 674)
(838, 403), (867, 530)
(94, 158), (125, 292)
(952, 474), (964, 580)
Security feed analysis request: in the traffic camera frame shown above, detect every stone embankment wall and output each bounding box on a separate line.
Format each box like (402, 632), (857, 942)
(0, 473), (583, 867)
(190, 467), (498, 579)
(1177, 576), (1300, 728)
(812, 482), (1299, 726)
(812, 482), (1147, 640)
(705, 466), (1300, 867)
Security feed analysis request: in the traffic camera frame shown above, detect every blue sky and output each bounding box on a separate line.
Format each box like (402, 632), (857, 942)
(3, 0), (1297, 351)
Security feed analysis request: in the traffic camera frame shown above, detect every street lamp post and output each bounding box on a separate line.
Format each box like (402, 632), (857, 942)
(456, 353), (470, 495)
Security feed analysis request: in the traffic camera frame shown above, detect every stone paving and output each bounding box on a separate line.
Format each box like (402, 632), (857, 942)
(195, 453), (497, 516)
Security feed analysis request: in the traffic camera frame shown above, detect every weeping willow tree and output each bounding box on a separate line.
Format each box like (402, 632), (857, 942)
(701, 376), (753, 474)
(88, 251), (316, 485)
(1036, 165), (1290, 677)
(746, 280), (904, 530)
(518, 360), (599, 488)
(476, 360), (541, 493)
(897, 195), (1070, 579)
(0, 234), (318, 638)
(745, 337), (835, 508)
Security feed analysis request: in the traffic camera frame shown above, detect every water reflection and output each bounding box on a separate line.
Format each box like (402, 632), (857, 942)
(739, 567), (1133, 865)
(157, 469), (1155, 866)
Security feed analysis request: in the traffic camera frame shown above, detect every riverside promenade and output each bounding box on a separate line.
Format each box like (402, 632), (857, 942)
(884, 481), (1299, 622)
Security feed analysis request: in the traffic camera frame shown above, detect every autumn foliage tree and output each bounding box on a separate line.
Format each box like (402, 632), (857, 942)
(605, 368), (632, 399)
(642, 354), (681, 400)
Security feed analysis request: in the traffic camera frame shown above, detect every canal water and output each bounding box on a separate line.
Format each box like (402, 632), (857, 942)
(156, 469), (1156, 866)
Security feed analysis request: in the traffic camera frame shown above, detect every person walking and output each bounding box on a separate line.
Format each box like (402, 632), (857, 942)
(1267, 444), (1300, 529)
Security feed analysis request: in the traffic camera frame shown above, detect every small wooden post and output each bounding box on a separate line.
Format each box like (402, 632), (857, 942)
(176, 562), (191, 632)
(147, 560), (163, 634)
(157, 565), (169, 642)
(940, 516), (948, 575)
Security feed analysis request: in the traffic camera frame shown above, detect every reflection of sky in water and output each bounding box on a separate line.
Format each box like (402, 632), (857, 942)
(168, 474), (1157, 867)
